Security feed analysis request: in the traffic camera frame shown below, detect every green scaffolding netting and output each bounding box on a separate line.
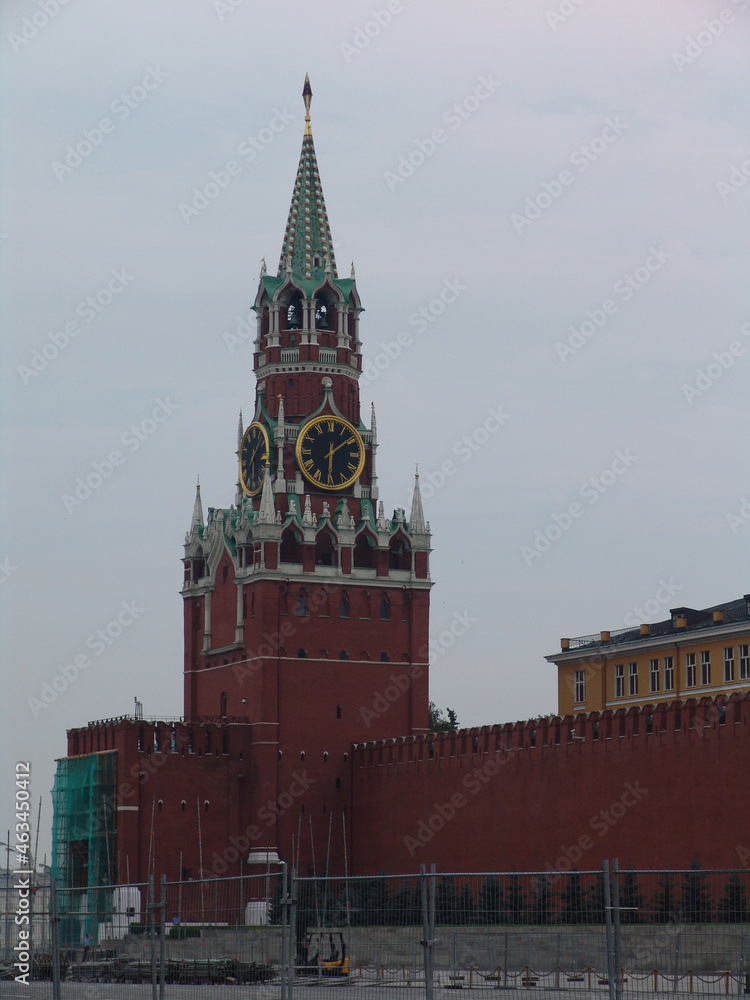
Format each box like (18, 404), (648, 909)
(51, 750), (117, 929)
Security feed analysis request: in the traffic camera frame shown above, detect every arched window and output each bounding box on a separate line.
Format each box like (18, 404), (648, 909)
(360, 591), (371, 619)
(298, 648), (307, 659)
(296, 588), (308, 616)
(339, 591), (350, 618)
(220, 693), (227, 718)
(339, 650), (349, 660)
(380, 594), (391, 620)
(380, 652), (389, 662)
(279, 586), (289, 615)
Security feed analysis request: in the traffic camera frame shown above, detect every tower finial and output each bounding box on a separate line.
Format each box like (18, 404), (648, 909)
(303, 73), (312, 136)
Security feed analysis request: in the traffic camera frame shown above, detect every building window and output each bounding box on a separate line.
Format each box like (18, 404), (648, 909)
(614, 664), (624, 698)
(573, 670), (585, 705)
(663, 656), (674, 690)
(628, 662), (638, 696)
(296, 589), (308, 616)
(649, 659), (660, 693)
(685, 652), (696, 688)
(339, 592), (350, 618)
(379, 594), (391, 620)
(740, 644), (749, 680)
(723, 647), (735, 683)
(700, 650), (711, 685)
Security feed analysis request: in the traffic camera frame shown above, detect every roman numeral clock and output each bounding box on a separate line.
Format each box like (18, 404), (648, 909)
(295, 415), (365, 490)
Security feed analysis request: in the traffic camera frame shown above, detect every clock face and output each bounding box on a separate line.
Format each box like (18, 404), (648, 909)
(295, 416), (365, 491)
(239, 422), (270, 496)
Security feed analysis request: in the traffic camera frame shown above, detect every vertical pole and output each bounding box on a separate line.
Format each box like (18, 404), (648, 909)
(672, 930), (681, 994)
(429, 864), (436, 998)
(280, 862), (288, 1000)
(613, 859), (623, 1000)
(148, 875), (157, 1000)
(4, 834), (9, 961)
(159, 874), (166, 1000)
(603, 861), (616, 1000)
(503, 930), (509, 987)
(289, 867), (297, 1000)
(196, 800), (205, 927)
(50, 879), (61, 1000)
(421, 865), (434, 1000)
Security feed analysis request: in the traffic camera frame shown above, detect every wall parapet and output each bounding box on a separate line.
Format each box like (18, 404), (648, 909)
(352, 691), (749, 770)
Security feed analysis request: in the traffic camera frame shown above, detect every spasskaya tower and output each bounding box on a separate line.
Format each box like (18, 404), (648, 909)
(181, 76), (432, 871)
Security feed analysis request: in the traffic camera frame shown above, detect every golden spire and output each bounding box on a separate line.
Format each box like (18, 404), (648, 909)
(303, 73), (312, 136)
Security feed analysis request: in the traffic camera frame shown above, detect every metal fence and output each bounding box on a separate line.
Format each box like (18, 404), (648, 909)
(1, 864), (748, 998)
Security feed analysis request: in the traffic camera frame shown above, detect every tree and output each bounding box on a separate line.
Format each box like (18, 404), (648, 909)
(679, 859), (713, 923)
(651, 872), (677, 923)
(385, 879), (421, 926)
(436, 875), (461, 924)
(619, 868), (644, 924)
(478, 876), (503, 924)
(504, 873), (527, 925)
(560, 870), (587, 925)
(529, 875), (555, 925)
(428, 701), (458, 732)
(717, 872), (749, 923)
(586, 872), (606, 925)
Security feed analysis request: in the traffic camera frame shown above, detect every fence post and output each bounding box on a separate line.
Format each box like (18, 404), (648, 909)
(50, 879), (61, 1000)
(280, 862), (288, 1000)
(148, 875), (157, 1000)
(289, 867), (297, 1000)
(420, 864), (435, 1000)
(602, 860), (616, 1000)
(612, 859), (623, 1000)
(159, 874), (166, 1000)
(672, 930), (681, 994)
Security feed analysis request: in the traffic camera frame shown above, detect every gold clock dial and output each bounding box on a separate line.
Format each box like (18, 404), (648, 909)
(239, 422), (270, 496)
(295, 416), (365, 491)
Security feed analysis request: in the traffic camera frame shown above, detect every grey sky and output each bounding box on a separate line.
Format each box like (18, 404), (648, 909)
(1, 0), (748, 861)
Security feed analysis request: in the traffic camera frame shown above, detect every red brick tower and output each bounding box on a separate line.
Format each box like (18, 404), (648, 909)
(181, 76), (432, 873)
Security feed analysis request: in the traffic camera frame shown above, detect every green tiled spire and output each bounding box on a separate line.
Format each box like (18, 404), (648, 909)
(277, 74), (337, 281)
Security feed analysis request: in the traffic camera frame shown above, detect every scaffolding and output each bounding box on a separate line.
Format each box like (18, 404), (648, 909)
(51, 750), (118, 944)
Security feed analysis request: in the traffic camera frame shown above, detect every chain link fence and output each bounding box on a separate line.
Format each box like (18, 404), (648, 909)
(1, 864), (748, 998)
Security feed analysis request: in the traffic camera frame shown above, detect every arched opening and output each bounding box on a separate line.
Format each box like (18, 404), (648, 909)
(380, 652), (389, 662)
(354, 532), (375, 568)
(315, 528), (338, 567)
(389, 535), (411, 570)
(284, 291), (303, 330)
(220, 693), (227, 718)
(339, 650), (349, 660)
(298, 648), (307, 659)
(280, 526), (303, 564)
(380, 593), (391, 621)
(339, 591), (350, 618)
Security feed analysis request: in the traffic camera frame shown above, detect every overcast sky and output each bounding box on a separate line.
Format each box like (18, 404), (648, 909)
(1, 0), (748, 863)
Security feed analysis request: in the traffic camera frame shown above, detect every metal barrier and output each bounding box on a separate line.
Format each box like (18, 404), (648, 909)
(3, 863), (747, 998)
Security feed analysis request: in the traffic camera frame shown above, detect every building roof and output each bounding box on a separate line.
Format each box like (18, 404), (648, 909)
(547, 593), (750, 660)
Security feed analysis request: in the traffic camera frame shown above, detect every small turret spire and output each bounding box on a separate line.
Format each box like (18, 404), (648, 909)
(409, 466), (427, 534)
(257, 468), (275, 524)
(191, 478), (204, 530)
(237, 410), (244, 452)
(303, 73), (312, 136)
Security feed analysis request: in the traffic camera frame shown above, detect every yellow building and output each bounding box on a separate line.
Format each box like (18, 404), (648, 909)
(547, 593), (750, 716)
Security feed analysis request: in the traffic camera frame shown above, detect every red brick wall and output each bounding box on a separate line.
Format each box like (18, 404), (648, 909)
(350, 694), (750, 875)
